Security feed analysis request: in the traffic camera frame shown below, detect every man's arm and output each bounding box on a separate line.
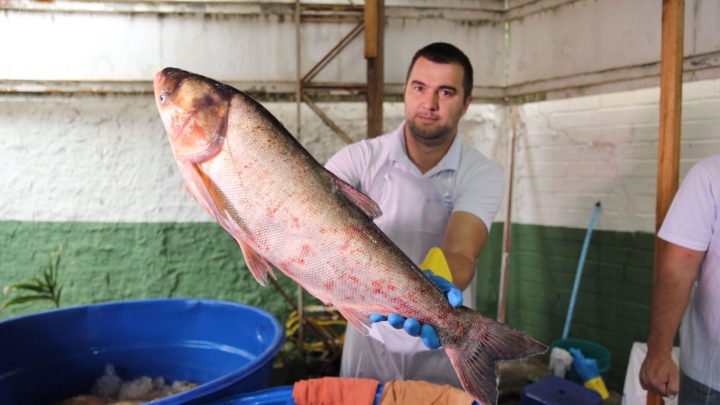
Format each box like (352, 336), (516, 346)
(441, 211), (489, 290)
(640, 240), (704, 397)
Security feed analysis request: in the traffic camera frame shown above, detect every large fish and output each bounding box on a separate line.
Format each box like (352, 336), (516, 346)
(153, 67), (547, 404)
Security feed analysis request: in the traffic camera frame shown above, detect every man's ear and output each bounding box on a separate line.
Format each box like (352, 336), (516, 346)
(462, 95), (473, 114)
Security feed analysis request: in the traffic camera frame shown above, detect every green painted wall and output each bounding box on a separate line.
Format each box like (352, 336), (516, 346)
(1, 220), (653, 389)
(476, 224), (654, 389)
(0, 221), (297, 321)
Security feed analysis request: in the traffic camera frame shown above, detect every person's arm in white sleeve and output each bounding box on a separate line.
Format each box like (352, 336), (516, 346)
(640, 240), (703, 397)
(640, 162), (714, 397)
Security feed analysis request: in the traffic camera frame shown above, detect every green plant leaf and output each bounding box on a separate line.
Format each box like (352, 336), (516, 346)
(54, 250), (62, 275)
(7, 282), (48, 294)
(1, 294), (54, 309)
(2, 245), (68, 311)
(55, 286), (63, 308)
(43, 266), (52, 287)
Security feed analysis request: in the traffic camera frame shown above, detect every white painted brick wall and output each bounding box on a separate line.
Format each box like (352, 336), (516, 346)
(513, 79), (720, 232)
(3, 79), (719, 232)
(0, 95), (503, 223)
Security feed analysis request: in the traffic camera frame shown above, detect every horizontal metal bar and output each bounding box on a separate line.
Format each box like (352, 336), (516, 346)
(0, 0), (295, 15)
(303, 83), (368, 91)
(0, 79), (514, 102)
(301, 16), (362, 23)
(300, 4), (364, 14)
(7, 56), (717, 103)
(505, 51), (720, 100)
(1, 0), (505, 20)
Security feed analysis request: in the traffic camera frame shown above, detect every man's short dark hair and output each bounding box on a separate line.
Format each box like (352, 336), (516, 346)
(406, 42), (474, 99)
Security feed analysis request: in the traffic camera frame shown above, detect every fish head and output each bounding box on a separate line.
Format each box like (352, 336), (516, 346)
(154, 67), (232, 163)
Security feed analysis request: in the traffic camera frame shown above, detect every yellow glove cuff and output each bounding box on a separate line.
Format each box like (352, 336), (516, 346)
(421, 247), (453, 283)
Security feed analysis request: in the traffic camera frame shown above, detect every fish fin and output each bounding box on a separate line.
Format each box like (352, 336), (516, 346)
(179, 160), (251, 241)
(443, 308), (548, 405)
(238, 240), (276, 287)
(178, 160), (225, 223)
(333, 304), (372, 334)
(182, 181), (215, 219)
(329, 173), (382, 219)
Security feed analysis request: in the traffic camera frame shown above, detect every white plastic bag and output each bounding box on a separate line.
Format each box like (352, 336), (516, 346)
(622, 342), (679, 405)
(549, 347), (574, 378)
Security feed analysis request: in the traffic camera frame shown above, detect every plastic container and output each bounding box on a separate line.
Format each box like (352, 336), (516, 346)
(550, 338), (611, 383)
(211, 386), (296, 405)
(208, 383), (385, 405)
(520, 376), (602, 405)
(0, 298), (284, 405)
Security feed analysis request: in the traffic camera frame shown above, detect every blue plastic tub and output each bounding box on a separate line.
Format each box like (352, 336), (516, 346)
(0, 298), (284, 405)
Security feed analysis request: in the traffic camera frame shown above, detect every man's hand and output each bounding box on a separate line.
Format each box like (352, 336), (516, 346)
(640, 241), (702, 398)
(369, 270), (462, 349)
(640, 351), (680, 397)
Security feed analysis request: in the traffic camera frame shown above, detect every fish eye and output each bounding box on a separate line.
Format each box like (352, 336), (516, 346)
(159, 92), (167, 103)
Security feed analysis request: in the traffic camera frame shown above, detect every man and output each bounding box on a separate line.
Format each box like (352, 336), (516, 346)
(640, 155), (720, 404)
(325, 42), (504, 387)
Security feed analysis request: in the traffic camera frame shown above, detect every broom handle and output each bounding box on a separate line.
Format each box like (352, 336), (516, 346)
(562, 201), (602, 340)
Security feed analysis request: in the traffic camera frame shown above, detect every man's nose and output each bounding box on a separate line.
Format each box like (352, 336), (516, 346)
(422, 91), (439, 110)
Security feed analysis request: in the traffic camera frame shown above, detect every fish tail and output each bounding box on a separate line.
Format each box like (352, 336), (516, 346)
(443, 308), (547, 404)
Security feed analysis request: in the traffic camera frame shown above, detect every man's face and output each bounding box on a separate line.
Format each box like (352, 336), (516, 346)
(404, 57), (471, 147)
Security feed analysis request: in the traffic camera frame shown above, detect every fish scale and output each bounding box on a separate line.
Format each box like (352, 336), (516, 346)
(154, 67), (547, 405)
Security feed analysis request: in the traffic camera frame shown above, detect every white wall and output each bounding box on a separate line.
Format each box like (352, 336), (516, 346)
(0, 96), (505, 223)
(4, 0), (719, 100)
(4, 78), (719, 232)
(0, 3), (504, 94)
(513, 78), (720, 232)
(507, 0), (720, 98)
(3, 0), (720, 234)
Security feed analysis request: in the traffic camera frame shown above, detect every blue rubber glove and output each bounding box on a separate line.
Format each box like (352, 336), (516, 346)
(569, 348), (600, 381)
(425, 269), (463, 308)
(369, 270), (462, 349)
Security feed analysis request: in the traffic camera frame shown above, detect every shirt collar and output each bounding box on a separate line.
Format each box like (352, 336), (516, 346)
(389, 121), (462, 177)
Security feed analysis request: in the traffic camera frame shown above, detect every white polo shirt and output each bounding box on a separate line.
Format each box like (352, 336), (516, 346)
(658, 154), (720, 390)
(326, 121), (503, 271)
(326, 122), (504, 386)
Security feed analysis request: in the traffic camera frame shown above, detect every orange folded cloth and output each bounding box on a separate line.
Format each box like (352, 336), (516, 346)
(379, 379), (475, 405)
(292, 376), (380, 405)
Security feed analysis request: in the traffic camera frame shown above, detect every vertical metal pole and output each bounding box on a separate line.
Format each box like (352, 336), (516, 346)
(365, 0), (384, 138)
(649, 1), (684, 404)
(655, 0), (685, 241)
(295, 0), (302, 139)
(497, 105), (518, 323)
(294, 0), (305, 353)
